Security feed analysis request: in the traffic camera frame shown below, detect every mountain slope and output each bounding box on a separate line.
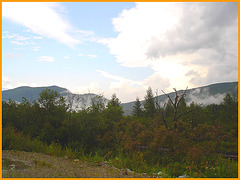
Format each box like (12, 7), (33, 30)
(121, 81), (238, 115)
(2, 86), (108, 112)
(2, 86), (68, 102)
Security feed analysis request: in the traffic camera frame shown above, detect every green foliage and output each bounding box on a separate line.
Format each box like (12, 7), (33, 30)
(143, 87), (156, 117)
(2, 127), (47, 153)
(38, 88), (67, 112)
(164, 99), (174, 118)
(2, 89), (238, 178)
(88, 94), (106, 114)
(164, 161), (186, 177)
(132, 97), (143, 116)
(104, 93), (123, 123)
(220, 93), (238, 131)
(86, 152), (105, 163)
(200, 157), (238, 178)
(107, 93), (121, 108)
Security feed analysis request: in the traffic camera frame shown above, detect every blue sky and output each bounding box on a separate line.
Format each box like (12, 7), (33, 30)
(2, 2), (238, 102)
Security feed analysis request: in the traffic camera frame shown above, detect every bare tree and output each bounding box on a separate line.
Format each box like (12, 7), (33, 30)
(156, 87), (199, 129)
(155, 90), (168, 129)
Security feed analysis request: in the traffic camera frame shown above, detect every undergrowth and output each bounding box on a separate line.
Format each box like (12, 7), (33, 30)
(2, 127), (238, 178)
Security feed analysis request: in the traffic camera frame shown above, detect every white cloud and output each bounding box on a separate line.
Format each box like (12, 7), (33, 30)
(77, 53), (98, 58)
(100, 2), (180, 68)
(23, 29), (31, 32)
(96, 70), (171, 102)
(69, 82), (102, 95)
(87, 54), (97, 58)
(37, 56), (54, 62)
(101, 2), (238, 90)
(33, 36), (43, 39)
(15, 36), (30, 41)
(142, 73), (170, 92)
(2, 32), (17, 39)
(106, 82), (145, 103)
(3, 31), (41, 48)
(3, 32), (30, 41)
(3, 76), (12, 83)
(3, 2), (80, 47)
(2, 76), (13, 90)
(33, 47), (40, 51)
(188, 88), (225, 106)
(2, 76), (40, 90)
(26, 41), (36, 45)
(96, 70), (136, 85)
(96, 70), (143, 101)
(10, 41), (23, 45)
(64, 55), (70, 59)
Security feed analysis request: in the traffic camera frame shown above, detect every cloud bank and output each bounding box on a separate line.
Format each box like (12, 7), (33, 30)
(101, 2), (238, 93)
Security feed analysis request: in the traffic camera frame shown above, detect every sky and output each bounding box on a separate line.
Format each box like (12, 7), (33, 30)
(2, 2), (238, 103)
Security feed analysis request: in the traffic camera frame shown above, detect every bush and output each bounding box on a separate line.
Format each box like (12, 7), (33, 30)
(3, 127), (47, 153)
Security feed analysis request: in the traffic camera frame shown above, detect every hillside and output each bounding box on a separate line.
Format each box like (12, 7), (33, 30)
(2, 86), (68, 102)
(121, 81), (238, 115)
(2, 86), (108, 112)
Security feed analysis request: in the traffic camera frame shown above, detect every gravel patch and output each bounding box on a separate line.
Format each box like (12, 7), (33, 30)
(2, 150), (150, 178)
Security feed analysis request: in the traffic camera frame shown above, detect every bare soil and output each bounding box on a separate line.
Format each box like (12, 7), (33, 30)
(2, 150), (150, 178)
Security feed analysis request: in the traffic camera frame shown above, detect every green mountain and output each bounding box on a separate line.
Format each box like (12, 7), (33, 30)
(2, 85), (108, 112)
(2, 85), (68, 102)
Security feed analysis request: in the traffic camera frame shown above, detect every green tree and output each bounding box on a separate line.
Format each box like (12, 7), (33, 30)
(164, 99), (174, 118)
(38, 89), (67, 112)
(132, 97), (143, 116)
(18, 98), (43, 137)
(2, 99), (21, 130)
(107, 93), (121, 108)
(219, 93), (238, 137)
(104, 93), (123, 123)
(222, 92), (236, 107)
(101, 94), (124, 151)
(144, 87), (156, 117)
(38, 89), (67, 144)
(178, 96), (187, 113)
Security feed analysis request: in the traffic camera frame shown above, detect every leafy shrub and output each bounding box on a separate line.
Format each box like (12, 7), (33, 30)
(3, 127), (47, 153)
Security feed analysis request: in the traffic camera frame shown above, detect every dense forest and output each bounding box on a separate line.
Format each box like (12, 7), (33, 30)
(2, 87), (238, 177)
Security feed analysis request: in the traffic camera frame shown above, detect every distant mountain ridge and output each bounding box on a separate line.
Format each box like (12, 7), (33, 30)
(121, 81), (238, 115)
(2, 85), (68, 102)
(2, 81), (238, 115)
(2, 85), (108, 112)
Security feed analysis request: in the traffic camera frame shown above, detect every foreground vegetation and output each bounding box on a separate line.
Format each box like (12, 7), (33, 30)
(2, 88), (238, 177)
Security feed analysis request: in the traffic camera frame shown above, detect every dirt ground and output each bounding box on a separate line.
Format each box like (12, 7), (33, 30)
(2, 150), (150, 178)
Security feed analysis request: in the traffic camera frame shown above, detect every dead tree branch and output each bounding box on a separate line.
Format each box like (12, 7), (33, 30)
(162, 87), (192, 129)
(155, 90), (168, 129)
